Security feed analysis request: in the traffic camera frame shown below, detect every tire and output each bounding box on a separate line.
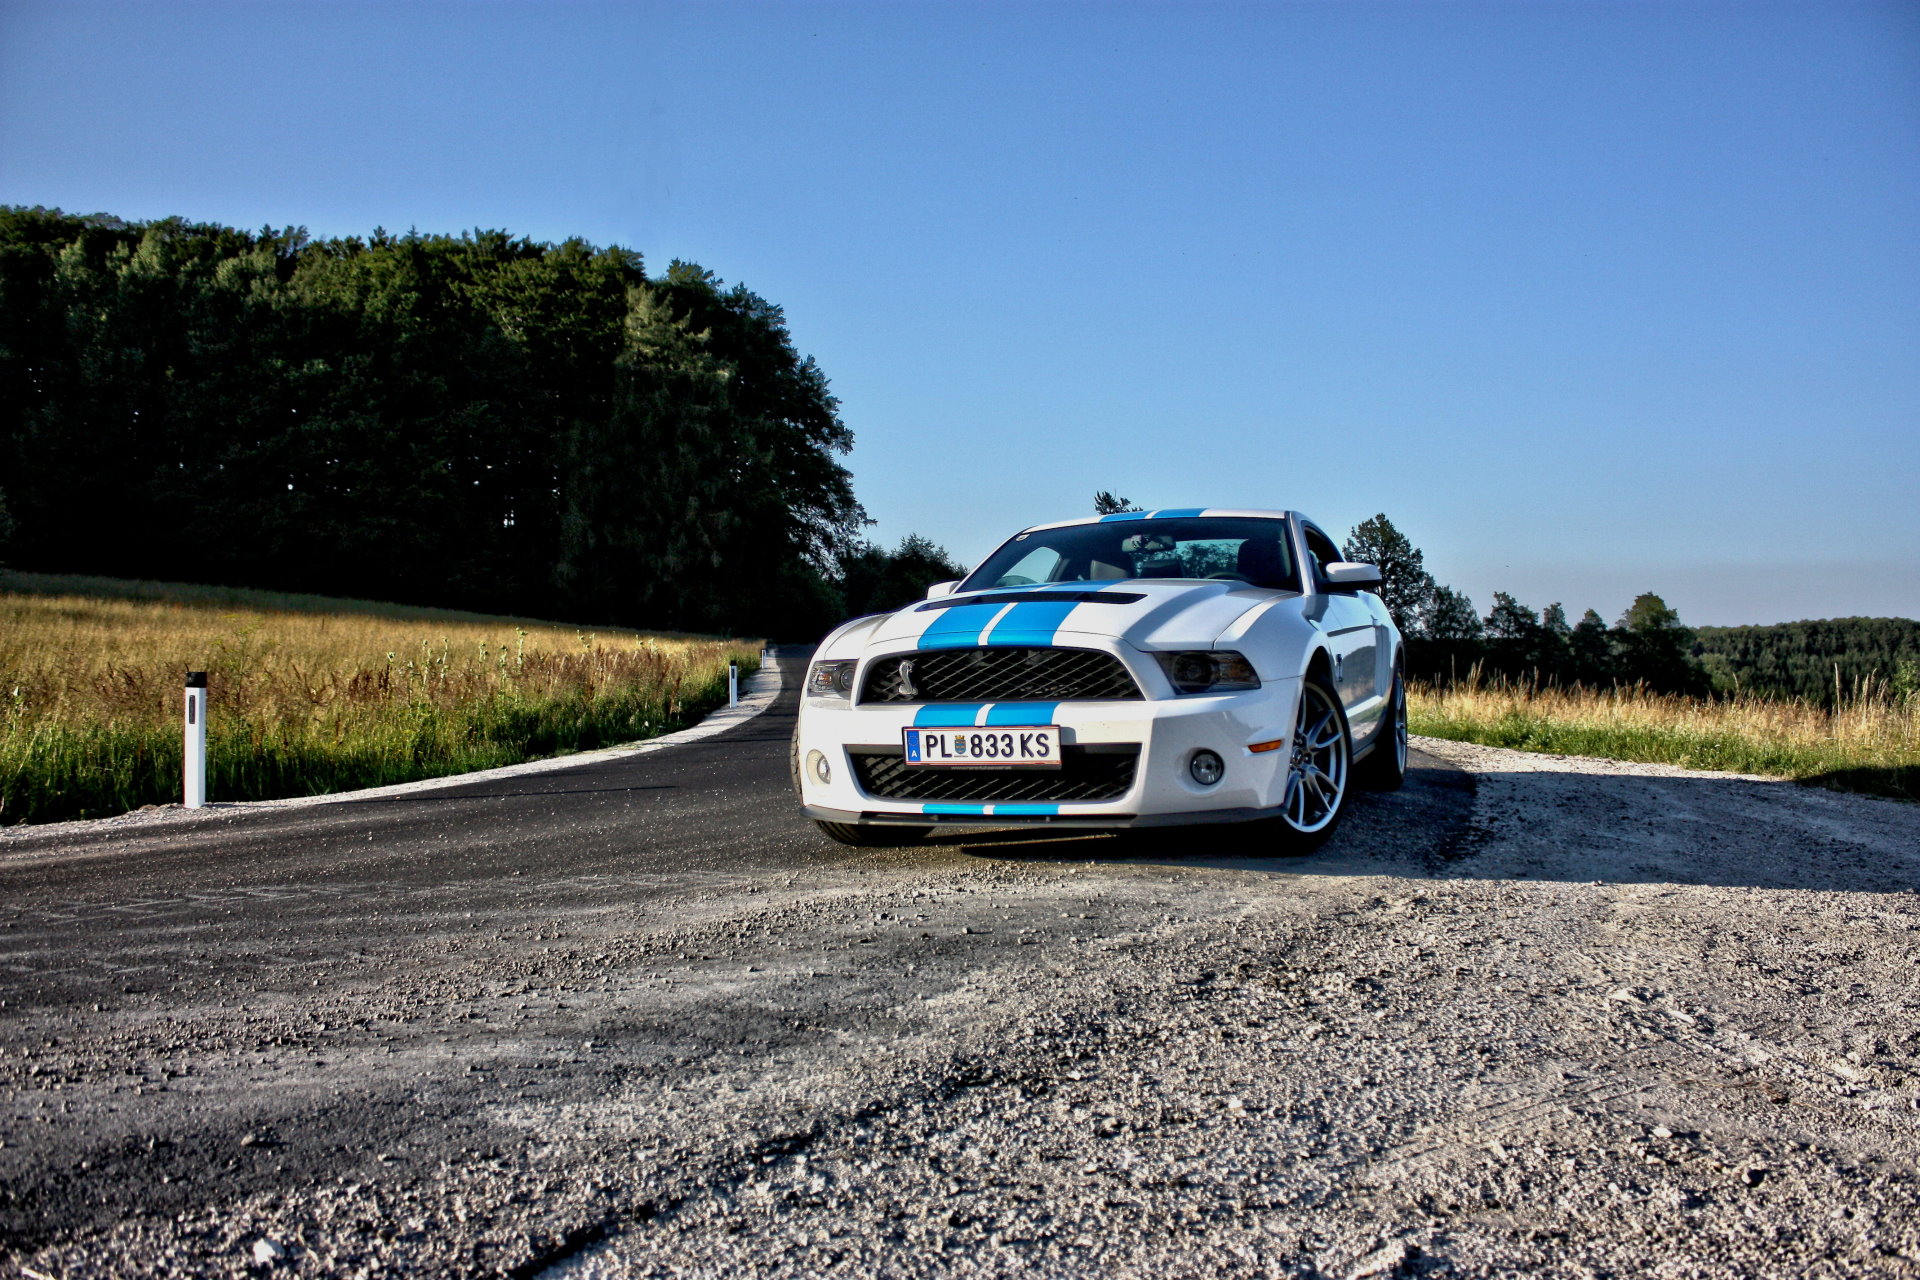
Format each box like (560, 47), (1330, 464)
(789, 723), (804, 799)
(1262, 673), (1352, 855)
(814, 820), (932, 847)
(1354, 669), (1408, 791)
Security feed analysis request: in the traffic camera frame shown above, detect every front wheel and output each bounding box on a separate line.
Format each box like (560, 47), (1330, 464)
(814, 820), (932, 847)
(1262, 674), (1352, 855)
(1354, 670), (1408, 791)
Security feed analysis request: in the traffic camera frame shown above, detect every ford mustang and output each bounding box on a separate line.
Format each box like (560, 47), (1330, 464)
(793, 509), (1406, 851)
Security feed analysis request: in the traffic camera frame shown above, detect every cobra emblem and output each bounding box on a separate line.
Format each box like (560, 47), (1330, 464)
(896, 658), (919, 698)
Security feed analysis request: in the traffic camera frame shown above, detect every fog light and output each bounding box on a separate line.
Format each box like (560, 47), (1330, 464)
(1189, 750), (1225, 786)
(807, 749), (831, 785)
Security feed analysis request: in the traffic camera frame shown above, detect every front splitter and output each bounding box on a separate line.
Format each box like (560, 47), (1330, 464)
(802, 803), (1274, 830)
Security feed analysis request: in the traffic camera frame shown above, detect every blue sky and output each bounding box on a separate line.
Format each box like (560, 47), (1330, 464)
(3, 0), (1915, 625)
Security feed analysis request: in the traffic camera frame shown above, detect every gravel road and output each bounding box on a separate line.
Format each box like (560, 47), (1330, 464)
(1, 655), (1916, 1279)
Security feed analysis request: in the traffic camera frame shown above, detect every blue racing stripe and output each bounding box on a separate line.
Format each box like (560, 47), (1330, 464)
(991, 803), (1060, 816)
(1098, 511), (1147, 523)
(922, 803), (990, 816)
(986, 600), (1078, 646)
(918, 602), (1009, 649)
(1149, 507), (1207, 519)
(914, 703), (986, 727)
(983, 701), (1059, 726)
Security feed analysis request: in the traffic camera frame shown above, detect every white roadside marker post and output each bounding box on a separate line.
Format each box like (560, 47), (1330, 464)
(729, 662), (739, 708)
(183, 671), (209, 808)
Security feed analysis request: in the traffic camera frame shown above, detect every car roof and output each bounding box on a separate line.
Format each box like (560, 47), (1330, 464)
(1019, 508), (1297, 534)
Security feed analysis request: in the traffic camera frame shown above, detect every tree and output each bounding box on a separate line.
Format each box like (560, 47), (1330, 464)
(838, 533), (968, 618)
(1568, 608), (1615, 686)
(1619, 592), (1684, 636)
(1093, 491), (1143, 515)
(1612, 592), (1708, 696)
(1343, 513), (1436, 636)
(1542, 603), (1570, 637)
(1484, 591), (1539, 641)
(555, 280), (735, 627)
(1483, 592), (1571, 682)
(1421, 585), (1482, 641)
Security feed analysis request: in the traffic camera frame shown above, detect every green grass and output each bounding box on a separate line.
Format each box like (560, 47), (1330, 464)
(1, 573), (758, 825)
(1410, 682), (1918, 803)
(4, 675), (735, 825)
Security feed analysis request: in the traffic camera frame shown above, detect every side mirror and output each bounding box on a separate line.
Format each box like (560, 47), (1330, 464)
(925, 580), (959, 599)
(1323, 562), (1382, 591)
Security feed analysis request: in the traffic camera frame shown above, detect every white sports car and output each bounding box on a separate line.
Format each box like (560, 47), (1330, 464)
(794, 508), (1406, 851)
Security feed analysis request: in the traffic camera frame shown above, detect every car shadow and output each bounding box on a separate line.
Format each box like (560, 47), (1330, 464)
(937, 752), (1920, 898)
(1794, 764), (1917, 804)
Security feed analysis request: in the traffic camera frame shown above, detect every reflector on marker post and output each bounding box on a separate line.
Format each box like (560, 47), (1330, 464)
(183, 671), (208, 809)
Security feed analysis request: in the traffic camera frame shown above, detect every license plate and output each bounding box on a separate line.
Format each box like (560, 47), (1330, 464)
(902, 726), (1062, 768)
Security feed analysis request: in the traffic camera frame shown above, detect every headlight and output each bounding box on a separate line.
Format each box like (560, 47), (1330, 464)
(807, 659), (858, 699)
(1153, 650), (1260, 694)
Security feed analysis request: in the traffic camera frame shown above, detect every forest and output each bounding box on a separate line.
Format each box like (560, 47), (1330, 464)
(1692, 617), (1920, 706)
(0, 207), (865, 637)
(1340, 514), (1917, 705)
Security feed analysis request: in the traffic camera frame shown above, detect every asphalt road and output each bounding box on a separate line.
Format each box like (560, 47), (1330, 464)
(2, 654), (1915, 1279)
(0, 653), (841, 1263)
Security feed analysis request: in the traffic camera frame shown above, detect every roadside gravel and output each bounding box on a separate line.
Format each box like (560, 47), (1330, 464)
(3, 722), (1916, 1278)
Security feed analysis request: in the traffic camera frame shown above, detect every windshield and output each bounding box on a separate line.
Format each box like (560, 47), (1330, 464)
(962, 516), (1299, 593)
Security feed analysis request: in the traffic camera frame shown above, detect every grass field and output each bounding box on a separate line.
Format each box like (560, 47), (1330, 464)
(0, 573), (759, 826)
(1411, 677), (1919, 803)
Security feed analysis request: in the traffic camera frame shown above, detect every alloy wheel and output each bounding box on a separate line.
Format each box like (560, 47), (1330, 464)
(1390, 676), (1408, 774)
(1282, 680), (1349, 833)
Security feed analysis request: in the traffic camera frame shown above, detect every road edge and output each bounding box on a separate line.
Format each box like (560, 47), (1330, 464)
(0, 657), (786, 842)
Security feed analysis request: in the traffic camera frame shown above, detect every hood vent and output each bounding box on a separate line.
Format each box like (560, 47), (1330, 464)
(916, 589), (1145, 612)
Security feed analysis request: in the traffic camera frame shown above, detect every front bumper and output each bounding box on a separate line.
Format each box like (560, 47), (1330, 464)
(800, 801), (1280, 830)
(795, 671), (1304, 828)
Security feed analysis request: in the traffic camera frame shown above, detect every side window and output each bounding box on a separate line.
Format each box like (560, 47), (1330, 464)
(1302, 525), (1342, 588)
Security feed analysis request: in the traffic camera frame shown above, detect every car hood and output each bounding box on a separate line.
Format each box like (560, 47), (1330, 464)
(858, 580), (1293, 654)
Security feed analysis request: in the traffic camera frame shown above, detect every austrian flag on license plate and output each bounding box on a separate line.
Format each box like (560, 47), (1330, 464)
(903, 726), (1062, 768)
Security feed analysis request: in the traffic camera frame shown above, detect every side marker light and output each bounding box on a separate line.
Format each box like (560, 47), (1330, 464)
(1247, 739), (1286, 754)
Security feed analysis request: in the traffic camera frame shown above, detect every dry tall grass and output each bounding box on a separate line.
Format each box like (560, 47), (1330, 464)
(0, 573), (759, 824)
(1410, 675), (1919, 802)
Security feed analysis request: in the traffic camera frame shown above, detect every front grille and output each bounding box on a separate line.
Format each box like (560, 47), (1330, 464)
(860, 647), (1142, 704)
(850, 746), (1139, 804)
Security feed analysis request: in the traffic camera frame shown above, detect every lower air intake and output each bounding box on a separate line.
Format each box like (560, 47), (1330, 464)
(849, 746), (1139, 804)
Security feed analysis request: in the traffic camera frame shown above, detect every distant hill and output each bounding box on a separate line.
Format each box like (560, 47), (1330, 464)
(1693, 617), (1920, 705)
